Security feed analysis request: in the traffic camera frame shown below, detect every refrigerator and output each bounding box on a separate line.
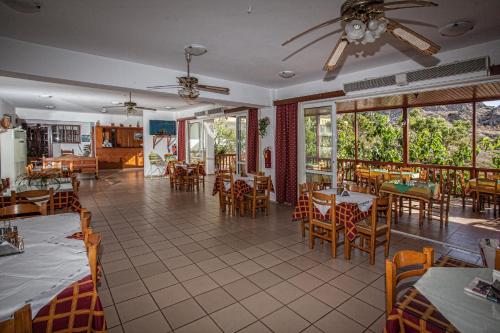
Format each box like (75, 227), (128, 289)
(1, 128), (27, 188)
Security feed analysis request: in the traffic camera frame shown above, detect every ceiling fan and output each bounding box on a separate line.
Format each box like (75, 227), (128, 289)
(282, 0), (441, 71)
(101, 92), (156, 116)
(147, 45), (230, 100)
(0, 0), (41, 13)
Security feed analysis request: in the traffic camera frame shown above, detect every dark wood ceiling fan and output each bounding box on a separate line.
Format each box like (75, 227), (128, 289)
(282, 0), (440, 71)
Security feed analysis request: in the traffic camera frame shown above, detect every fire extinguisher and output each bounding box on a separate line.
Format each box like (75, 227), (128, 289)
(264, 147), (272, 169)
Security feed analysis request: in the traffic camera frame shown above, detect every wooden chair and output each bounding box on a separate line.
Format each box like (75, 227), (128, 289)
(472, 179), (499, 216)
(71, 176), (80, 193)
(348, 183), (371, 194)
(87, 232), (102, 288)
(80, 208), (92, 245)
(345, 195), (393, 265)
(428, 179), (452, 226)
(12, 189), (54, 215)
(197, 161), (206, 189)
(0, 203), (48, 219)
(385, 247), (434, 315)
(308, 191), (344, 258)
(61, 149), (74, 156)
(298, 183), (323, 238)
(219, 173), (236, 216)
(243, 176), (271, 218)
(184, 165), (200, 191)
(0, 304), (32, 333)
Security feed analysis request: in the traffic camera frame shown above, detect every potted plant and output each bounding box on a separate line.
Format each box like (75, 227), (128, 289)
(259, 117), (270, 138)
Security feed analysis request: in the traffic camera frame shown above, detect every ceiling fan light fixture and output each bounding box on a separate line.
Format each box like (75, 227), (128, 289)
(184, 44), (208, 56)
(101, 108), (108, 113)
(278, 70), (296, 79)
(178, 88), (199, 99)
(345, 19), (366, 42)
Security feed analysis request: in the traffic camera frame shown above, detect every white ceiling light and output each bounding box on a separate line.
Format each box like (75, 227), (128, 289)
(111, 101), (121, 105)
(439, 20), (474, 37)
(184, 44), (207, 56)
(164, 106), (175, 110)
(39, 94), (52, 98)
(101, 108), (108, 113)
(45, 105), (55, 109)
(278, 70), (296, 79)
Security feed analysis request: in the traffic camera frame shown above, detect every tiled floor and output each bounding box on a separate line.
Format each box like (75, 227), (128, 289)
(78, 169), (498, 333)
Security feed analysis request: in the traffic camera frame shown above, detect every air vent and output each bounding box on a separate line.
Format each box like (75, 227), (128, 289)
(14, 130), (26, 140)
(344, 75), (396, 93)
(207, 107), (224, 115)
(343, 57), (490, 94)
(407, 57), (489, 83)
(194, 111), (207, 117)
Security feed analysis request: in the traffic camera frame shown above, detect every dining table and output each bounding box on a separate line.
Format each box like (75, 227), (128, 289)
(379, 180), (440, 226)
(0, 213), (106, 332)
(292, 189), (376, 253)
(212, 174), (275, 201)
(370, 168), (420, 180)
(385, 255), (498, 333)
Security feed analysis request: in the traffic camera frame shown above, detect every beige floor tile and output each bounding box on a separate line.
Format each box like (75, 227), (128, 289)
(288, 294), (332, 323)
(266, 281), (305, 304)
(101, 249), (128, 264)
(174, 316), (222, 333)
(232, 260), (265, 276)
(171, 264), (205, 282)
(355, 285), (386, 310)
(309, 284), (350, 308)
(219, 252), (248, 265)
(162, 298), (206, 329)
(247, 270), (283, 289)
(307, 264), (342, 282)
(195, 287), (236, 313)
(237, 321), (273, 333)
(115, 294), (159, 323)
(261, 307), (309, 333)
(102, 259), (133, 275)
(257, 241), (283, 253)
(130, 253), (159, 267)
(143, 271), (178, 292)
(223, 278), (261, 300)
(209, 267), (243, 285)
(240, 291), (283, 318)
(369, 314), (386, 333)
(370, 275), (386, 291)
(151, 284), (191, 309)
(196, 257), (228, 273)
(186, 249), (215, 263)
(336, 297), (383, 327)
(122, 311), (171, 333)
(124, 245), (152, 258)
(210, 303), (257, 333)
(208, 244), (234, 256)
(252, 253), (283, 268)
(135, 261), (169, 279)
(110, 280), (148, 303)
(269, 262), (301, 279)
(271, 248), (300, 261)
(104, 305), (120, 328)
(163, 255), (193, 270)
(155, 247), (183, 260)
(287, 256), (319, 270)
(314, 310), (365, 333)
(98, 288), (113, 307)
(301, 325), (323, 333)
(177, 242), (204, 254)
(182, 275), (218, 296)
(329, 274), (367, 295)
(105, 268), (141, 288)
(322, 258), (357, 273)
(108, 325), (124, 333)
(239, 246), (267, 259)
(288, 272), (324, 292)
(344, 266), (382, 284)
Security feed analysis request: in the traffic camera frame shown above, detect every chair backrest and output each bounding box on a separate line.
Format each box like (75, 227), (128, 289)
(220, 173), (234, 196)
(12, 189), (54, 215)
(253, 176), (271, 196)
(348, 184), (371, 194)
(80, 208), (91, 244)
(385, 247), (434, 314)
(371, 194), (393, 230)
(388, 171), (403, 180)
(71, 176), (80, 193)
(299, 182), (322, 195)
(87, 232), (101, 288)
(61, 149), (74, 156)
(0, 304), (32, 333)
(308, 191), (336, 226)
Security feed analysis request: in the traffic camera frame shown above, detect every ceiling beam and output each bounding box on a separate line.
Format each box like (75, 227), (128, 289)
(224, 106), (251, 114)
(273, 90), (345, 106)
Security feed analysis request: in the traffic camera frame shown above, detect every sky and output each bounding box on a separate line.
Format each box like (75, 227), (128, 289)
(483, 100), (500, 107)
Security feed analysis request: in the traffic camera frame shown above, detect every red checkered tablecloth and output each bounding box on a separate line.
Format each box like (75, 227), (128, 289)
(384, 256), (481, 333)
(212, 176), (274, 201)
(32, 275), (106, 333)
(292, 194), (369, 241)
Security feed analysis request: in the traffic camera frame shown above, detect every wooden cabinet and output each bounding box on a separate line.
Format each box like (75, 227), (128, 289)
(94, 125), (144, 169)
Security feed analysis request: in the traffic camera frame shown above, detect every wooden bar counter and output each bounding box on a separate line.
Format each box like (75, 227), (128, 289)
(94, 125), (144, 170)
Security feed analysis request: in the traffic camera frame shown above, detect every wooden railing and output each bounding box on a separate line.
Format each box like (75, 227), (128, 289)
(215, 154), (236, 171)
(338, 158), (500, 196)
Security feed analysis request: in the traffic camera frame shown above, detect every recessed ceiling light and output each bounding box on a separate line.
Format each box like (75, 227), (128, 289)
(184, 44), (208, 56)
(45, 105), (55, 109)
(101, 108), (108, 113)
(39, 94), (52, 98)
(439, 20), (474, 37)
(164, 106), (176, 110)
(279, 70), (296, 79)
(111, 101), (121, 105)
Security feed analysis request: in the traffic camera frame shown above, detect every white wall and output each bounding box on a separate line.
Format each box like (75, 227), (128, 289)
(258, 107), (276, 201)
(142, 110), (177, 176)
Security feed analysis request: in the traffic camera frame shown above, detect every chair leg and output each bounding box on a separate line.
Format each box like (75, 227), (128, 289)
(384, 231), (390, 258)
(309, 225), (315, 249)
(370, 235), (376, 265)
(252, 198), (256, 219)
(301, 220), (306, 238)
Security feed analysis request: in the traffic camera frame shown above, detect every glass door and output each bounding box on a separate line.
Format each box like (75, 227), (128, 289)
(236, 115), (247, 174)
(304, 105), (335, 187)
(188, 121), (204, 163)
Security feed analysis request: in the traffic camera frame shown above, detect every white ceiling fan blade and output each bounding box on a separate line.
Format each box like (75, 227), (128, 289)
(197, 85), (230, 95)
(101, 105), (125, 109)
(135, 106), (157, 111)
(379, 0), (437, 11)
(282, 17), (344, 46)
(283, 29), (342, 62)
(387, 18), (440, 55)
(146, 85), (182, 90)
(323, 34), (349, 72)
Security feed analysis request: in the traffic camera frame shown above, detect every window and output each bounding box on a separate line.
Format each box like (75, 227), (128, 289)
(52, 125), (80, 144)
(337, 113), (355, 159)
(188, 122), (203, 162)
(409, 103), (472, 166)
(476, 100), (500, 169)
(304, 107), (332, 172)
(357, 109), (403, 162)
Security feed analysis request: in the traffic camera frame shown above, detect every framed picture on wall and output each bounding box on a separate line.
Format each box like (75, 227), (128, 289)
(81, 135), (91, 142)
(134, 132), (143, 141)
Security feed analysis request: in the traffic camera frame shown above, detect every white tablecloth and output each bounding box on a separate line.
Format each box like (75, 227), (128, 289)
(0, 213), (88, 321)
(318, 189), (375, 212)
(223, 175), (254, 191)
(2, 183), (73, 196)
(415, 267), (500, 333)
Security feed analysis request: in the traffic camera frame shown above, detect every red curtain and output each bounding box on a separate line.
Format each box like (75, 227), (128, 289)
(247, 108), (259, 173)
(177, 120), (186, 161)
(275, 103), (298, 205)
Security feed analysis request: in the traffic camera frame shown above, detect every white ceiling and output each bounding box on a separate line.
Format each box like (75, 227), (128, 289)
(0, 76), (217, 114)
(0, 0), (499, 88)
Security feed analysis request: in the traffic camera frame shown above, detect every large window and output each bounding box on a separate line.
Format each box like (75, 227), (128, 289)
(305, 107), (332, 172)
(337, 113), (355, 159)
(476, 100), (500, 169)
(409, 103), (472, 166)
(357, 109), (403, 162)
